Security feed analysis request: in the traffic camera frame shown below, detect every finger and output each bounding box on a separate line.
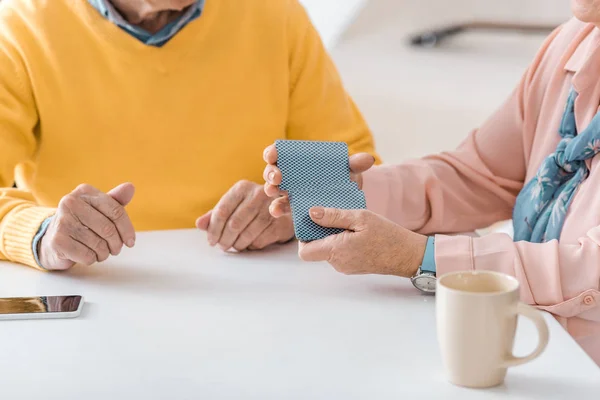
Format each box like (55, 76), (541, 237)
(262, 164), (284, 198)
(54, 235), (98, 266)
(264, 182), (284, 198)
(196, 211), (211, 231)
(217, 195), (263, 251)
(107, 182), (136, 245)
(263, 145), (278, 164)
(68, 221), (111, 262)
(107, 182), (135, 206)
(60, 192), (124, 255)
(233, 211), (272, 251)
(208, 182), (249, 246)
(298, 239), (334, 262)
(269, 196), (291, 218)
(69, 199), (125, 256)
(80, 187), (136, 248)
(309, 207), (363, 230)
(349, 153), (376, 174)
(263, 165), (282, 185)
(248, 222), (279, 250)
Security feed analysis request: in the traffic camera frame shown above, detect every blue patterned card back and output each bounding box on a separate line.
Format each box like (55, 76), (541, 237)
(276, 140), (351, 192)
(288, 182), (366, 242)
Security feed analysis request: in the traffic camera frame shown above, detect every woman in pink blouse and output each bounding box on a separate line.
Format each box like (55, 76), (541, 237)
(263, 2), (600, 365)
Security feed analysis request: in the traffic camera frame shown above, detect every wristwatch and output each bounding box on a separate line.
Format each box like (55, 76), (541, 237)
(410, 236), (436, 294)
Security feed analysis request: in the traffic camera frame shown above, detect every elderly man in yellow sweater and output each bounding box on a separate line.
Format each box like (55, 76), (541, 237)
(0, 0), (378, 271)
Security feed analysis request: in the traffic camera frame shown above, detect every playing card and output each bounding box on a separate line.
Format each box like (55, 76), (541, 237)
(288, 181), (367, 242)
(276, 140), (351, 192)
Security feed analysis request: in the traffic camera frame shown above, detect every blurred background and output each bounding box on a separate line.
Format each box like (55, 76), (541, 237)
(300, 0), (572, 163)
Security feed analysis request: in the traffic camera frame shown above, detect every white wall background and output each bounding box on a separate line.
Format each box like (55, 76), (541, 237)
(298, 0), (368, 49)
(466, 0), (571, 23)
(301, 0), (572, 50)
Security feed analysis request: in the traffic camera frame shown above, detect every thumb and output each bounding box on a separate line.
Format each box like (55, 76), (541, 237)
(349, 153), (375, 174)
(196, 211), (212, 231)
(108, 182), (135, 206)
(309, 207), (362, 231)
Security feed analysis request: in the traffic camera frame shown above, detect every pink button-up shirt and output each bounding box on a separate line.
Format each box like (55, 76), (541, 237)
(363, 18), (600, 365)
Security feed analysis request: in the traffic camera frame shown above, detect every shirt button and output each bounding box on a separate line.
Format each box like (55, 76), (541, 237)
(583, 295), (595, 306)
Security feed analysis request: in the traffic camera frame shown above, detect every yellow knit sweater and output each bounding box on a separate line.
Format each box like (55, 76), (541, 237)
(0, 0), (379, 269)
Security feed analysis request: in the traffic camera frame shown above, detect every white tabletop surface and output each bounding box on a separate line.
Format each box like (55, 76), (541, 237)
(0, 229), (598, 400)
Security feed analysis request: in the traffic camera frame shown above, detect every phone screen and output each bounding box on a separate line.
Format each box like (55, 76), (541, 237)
(0, 296), (82, 315)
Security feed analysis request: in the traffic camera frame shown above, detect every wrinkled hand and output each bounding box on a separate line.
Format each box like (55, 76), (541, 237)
(299, 207), (427, 277)
(196, 180), (294, 251)
(38, 183), (136, 271)
(262, 145), (375, 217)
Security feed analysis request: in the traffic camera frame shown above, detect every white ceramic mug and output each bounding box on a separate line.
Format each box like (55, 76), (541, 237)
(436, 271), (549, 388)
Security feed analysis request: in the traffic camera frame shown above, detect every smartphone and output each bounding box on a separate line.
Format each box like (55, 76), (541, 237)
(0, 295), (84, 320)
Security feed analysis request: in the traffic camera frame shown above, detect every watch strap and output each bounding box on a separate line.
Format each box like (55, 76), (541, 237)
(420, 236), (436, 275)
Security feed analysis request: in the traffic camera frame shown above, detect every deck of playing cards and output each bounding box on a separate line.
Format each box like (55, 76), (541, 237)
(275, 140), (367, 242)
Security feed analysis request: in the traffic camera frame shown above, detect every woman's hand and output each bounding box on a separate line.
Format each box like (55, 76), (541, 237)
(298, 207), (428, 277)
(262, 145), (375, 218)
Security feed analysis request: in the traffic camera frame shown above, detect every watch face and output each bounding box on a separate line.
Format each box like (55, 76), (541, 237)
(414, 275), (436, 293)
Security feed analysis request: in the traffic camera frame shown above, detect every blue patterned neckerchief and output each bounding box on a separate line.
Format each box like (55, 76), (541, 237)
(513, 88), (600, 243)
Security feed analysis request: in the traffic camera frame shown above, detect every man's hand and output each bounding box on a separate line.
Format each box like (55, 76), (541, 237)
(38, 183), (136, 271)
(196, 180), (294, 251)
(298, 207), (428, 277)
(262, 145), (375, 218)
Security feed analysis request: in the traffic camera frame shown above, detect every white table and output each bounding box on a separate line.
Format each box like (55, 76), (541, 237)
(0, 230), (598, 399)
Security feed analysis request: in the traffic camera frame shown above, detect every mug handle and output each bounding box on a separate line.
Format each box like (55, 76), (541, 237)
(501, 302), (550, 368)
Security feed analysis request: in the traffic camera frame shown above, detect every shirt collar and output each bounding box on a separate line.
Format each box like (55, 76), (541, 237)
(564, 25), (598, 73)
(564, 24), (600, 92)
(89, 0), (204, 46)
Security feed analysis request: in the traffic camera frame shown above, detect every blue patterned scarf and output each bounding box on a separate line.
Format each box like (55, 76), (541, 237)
(513, 89), (600, 243)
